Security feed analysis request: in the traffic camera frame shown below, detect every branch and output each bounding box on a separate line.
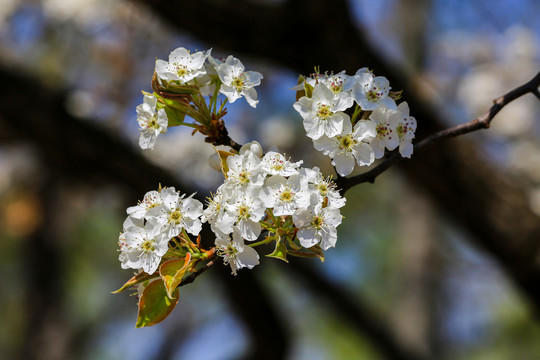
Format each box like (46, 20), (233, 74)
(338, 71), (540, 192)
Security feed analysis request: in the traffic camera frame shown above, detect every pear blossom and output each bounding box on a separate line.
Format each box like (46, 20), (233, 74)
(202, 187), (235, 235)
(300, 167), (346, 209)
(157, 187), (203, 238)
(136, 94), (168, 150)
(293, 203), (343, 250)
(314, 119), (377, 176)
(155, 47), (209, 84)
(215, 229), (260, 275)
(126, 190), (163, 219)
(391, 102), (417, 158)
(352, 72), (397, 110)
(302, 71), (355, 108)
(260, 151), (302, 177)
(225, 187), (266, 240)
(260, 175), (310, 216)
(120, 218), (169, 274)
(368, 106), (400, 159)
(216, 55), (263, 108)
(225, 151), (265, 189)
(294, 83), (350, 140)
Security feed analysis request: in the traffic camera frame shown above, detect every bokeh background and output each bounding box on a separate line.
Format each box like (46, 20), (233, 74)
(1, 0), (540, 359)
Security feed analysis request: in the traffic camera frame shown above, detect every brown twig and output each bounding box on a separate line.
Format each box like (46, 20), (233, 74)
(338, 71), (540, 193)
(178, 254), (219, 287)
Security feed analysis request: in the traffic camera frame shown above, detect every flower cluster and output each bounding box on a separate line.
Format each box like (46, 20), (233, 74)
(135, 47), (263, 150)
(116, 46), (420, 327)
(118, 187), (203, 274)
(294, 69), (417, 176)
(203, 142), (345, 274)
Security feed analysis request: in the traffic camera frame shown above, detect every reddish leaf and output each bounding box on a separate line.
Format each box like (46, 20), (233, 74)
(112, 271), (158, 294)
(159, 253), (192, 298)
(135, 279), (179, 328)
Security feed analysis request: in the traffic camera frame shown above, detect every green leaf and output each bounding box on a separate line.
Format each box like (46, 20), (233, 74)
(164, 106), (186, 127)
(159, 253), (192, 298)
(135, 279), (179, 328)
(266, 236), (289, 263)
(304, 82), (314, 98)
(111, 271), (158, 294)
(295, 75), (306, 101)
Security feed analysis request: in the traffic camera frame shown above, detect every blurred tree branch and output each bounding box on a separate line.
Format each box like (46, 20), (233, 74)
(130, 0), (540, 315)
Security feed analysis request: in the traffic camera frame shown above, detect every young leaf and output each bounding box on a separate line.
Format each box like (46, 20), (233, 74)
(266, 236), (289, 263)
(159, 253), (192, 298)
(112, 271), (159, 294)
(135, 279), (179, 328)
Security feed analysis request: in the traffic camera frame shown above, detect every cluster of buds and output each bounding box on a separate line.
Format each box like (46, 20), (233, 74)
(294, 69), (417, 176)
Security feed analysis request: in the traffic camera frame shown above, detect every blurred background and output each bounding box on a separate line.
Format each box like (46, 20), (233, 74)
(1, 0), (540, 359)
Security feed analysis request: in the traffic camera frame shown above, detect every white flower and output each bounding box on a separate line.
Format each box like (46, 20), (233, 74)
(136, 95), (168, 150)
(225, 151), (265, 189)
(300, 167), (346, 209)
(294, 83), (350, 140)
(155, 47), (209, 84)
(126, 190), (163, 219)
(120, 219), (169, 274)
(352, 72), (397, 111)
(202, 187), (235, 235)
(260, 151), (302, 177)
(225, 187), (265, 241)
(157, 187), (203, 238)
(314, 119), (377, 176)
(239, 141), (263, 158)
(293, 203), (342, 251)
(260, 175), (310, 216)
(392, 102), (417, 158)
(302, 71), (355, 108)
(217, 55), (263, 108)
(215, 229), (260, 275)
(368, 106), (399, 159)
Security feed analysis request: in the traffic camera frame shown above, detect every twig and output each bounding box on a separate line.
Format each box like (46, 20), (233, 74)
(338, 71), (540, 193)
(178, 255), (219, 287)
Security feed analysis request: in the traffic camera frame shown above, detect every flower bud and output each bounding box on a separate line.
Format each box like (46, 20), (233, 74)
(240, 141), (263, 158)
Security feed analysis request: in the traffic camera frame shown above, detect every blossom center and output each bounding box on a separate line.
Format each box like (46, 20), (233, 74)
(278, 188), (294, 203)
(169, 210), (183, 224)
(237, 205), (251, 220)
(376, 124), (393, 140)
(311, 215), (324, 230)
(141, 239), (156, 252)
(231, 74), (246, 90)
(316, 103), (332, 120)
(337, 134), (355, 150)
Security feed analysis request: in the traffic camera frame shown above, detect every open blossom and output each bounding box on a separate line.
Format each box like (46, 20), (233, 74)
(157, 187), (203, 238)
(217, 55), (263, 108)
(260, 151), (302, 177)
(352, 72), (397, 111)
(136, 94), (168, 150)
(259, 175), (310, 216)
(391, 101), (417, 158)
(126, 190), (163, 219)
(314, 119), (377, 176)
(294, 83), (350, 140)
(300, 167), (346, 209)
(293, 203), (343, 250)
(216, 229), (260, 275)
(225, 186), (266, 241)
(368, 106), (400, 159)
(225, 151), (265, 189)
(120, 218), (169, 274)
(155, 47), (209, 84)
